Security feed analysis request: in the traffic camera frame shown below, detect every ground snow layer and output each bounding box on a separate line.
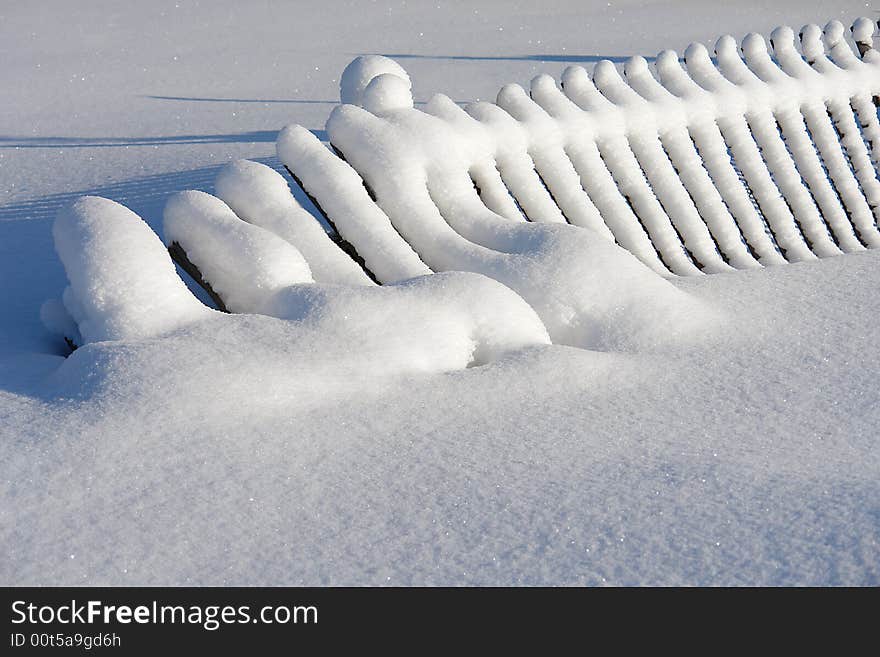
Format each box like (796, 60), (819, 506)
(2, 1), (878, 585)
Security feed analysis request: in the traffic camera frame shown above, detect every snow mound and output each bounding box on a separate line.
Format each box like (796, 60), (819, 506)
(51, 196), (213, 344)
(269, 271), (551, 364)
(162, 165), (551, 363)
(45, 193), (549, 391)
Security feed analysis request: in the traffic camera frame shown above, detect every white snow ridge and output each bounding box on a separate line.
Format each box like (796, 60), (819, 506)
(51, 196), (214, 344)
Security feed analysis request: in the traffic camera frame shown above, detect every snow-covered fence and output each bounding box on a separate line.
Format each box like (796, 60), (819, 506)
(278, 18), (880, 277)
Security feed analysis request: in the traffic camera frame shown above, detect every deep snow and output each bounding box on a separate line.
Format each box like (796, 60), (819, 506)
(1, 1), (878, 585)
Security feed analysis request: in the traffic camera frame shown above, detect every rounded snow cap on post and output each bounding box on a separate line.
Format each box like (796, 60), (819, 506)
(655, 49), (687, 85)
(823, 20), (846, 47)
(340, 55), (412, 106)
(770, 26), (796, 50)
(215, 159), (294, 218)
(362, 73), (414, 113)
(623, 55), (650, 78)
(741, 33), (769, 61)
(800, 24), (825, 62)
(851, 17), (875, 44)
(53, 196), (211, 344)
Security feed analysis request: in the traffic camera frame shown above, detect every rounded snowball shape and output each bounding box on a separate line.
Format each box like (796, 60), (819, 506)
(362, 73), (415, 113)
(340, 55), (412, 106)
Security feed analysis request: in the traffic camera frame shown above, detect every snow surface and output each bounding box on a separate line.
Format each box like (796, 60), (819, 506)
(2, 1), (879, 585)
